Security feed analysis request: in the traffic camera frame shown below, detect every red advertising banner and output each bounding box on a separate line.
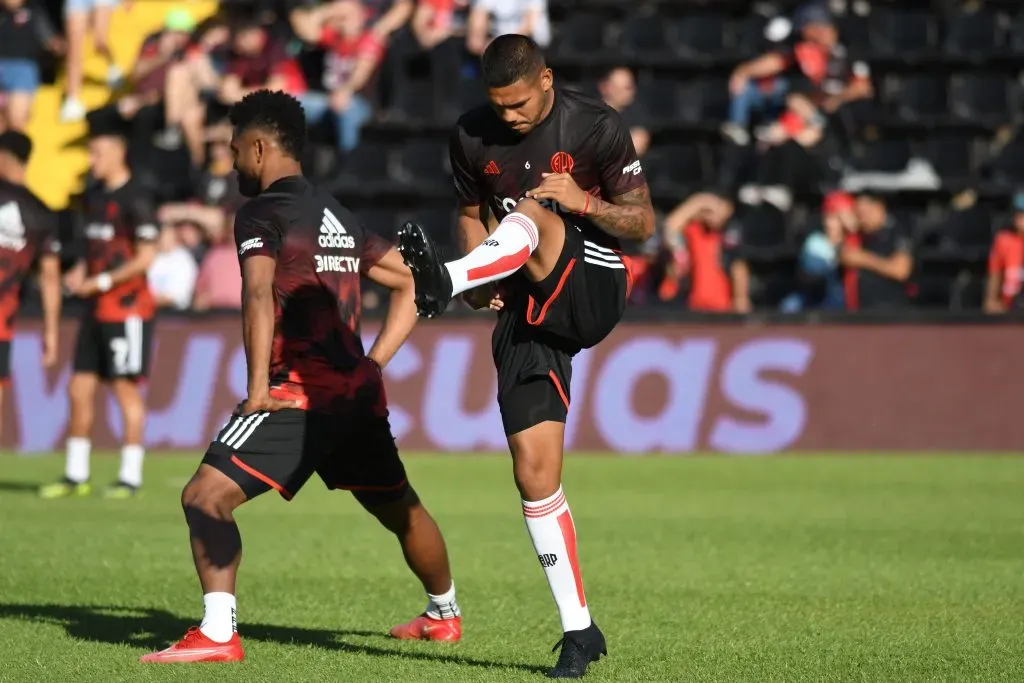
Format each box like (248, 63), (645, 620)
(3, 318), (1019, 453)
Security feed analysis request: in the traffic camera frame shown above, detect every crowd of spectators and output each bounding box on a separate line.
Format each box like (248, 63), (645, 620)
(2, 0), (1022, 316)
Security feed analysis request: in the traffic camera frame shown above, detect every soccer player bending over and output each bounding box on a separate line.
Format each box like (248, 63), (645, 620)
(398, 35), (655, 679)
(142, 89), (461, 663)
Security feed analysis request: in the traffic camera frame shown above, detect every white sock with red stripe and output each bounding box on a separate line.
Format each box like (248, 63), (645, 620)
(444, 212), (538, 296)
(522, 486), (592, 633)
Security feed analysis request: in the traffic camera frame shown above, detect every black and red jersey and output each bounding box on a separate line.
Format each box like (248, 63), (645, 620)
(233, 176), (391, 414)
(780, 40), (871, 102)
(79, 178), (158, 322)
(0, 179), (60, 341)
(450, 87), (648, 252)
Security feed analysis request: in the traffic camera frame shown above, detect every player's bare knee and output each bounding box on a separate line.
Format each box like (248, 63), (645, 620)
(512, 450), (560, 501)
(513, 198), (559, 231)
(181, 472), (241, 522)
(67, 375), (94, 405)
(357, 487), (421, 535)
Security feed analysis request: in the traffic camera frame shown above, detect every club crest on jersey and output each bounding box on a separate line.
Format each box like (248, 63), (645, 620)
(550, 151), (574, 174)
(318, 208), (355, 250)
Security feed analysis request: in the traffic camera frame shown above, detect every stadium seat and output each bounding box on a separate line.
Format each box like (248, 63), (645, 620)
(949, 272), (986, 310)
(619, 14), (672, 61)
(356, 208), (400, 241)
(1011, 12), (1024, 54)
(737, 203), (788, 249)
(642, 143), (711, 198)
(836, 13), (872, 56)
(393, 140), (449, 191)
(949, 73), (1013, 125)
(850, 139), (912, 173)
(457, 77), (485, 114)
(676, 78), (729, 124)
(672, 14), (728, 61)
(391, 80), (436, 123)
(413, 207), (457, 246)
(936, 203), (995, 248)
(985, 129), (1024, 187)
(335, 142), (391, 190)
(552, 12), (607, 61)
(944, 6), (1005, 59)
(637, 77), (680, 126)
(919, 133), (976, 187)
(885, 73), (948, 121)
(729, 14), (770, 60)
(871, 9), (937, 60)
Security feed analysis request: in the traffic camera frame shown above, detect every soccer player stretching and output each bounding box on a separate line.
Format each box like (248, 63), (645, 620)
(142, 90), (461, 663)
(398, 35), (654, 678)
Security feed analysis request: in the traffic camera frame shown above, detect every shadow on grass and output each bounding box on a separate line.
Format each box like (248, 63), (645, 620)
(0, 603), (548, 675)
(0, 481), (44, 493)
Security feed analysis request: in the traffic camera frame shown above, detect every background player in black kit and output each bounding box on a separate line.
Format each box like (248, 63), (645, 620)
(0, 132), (62, 445)
(142, 90), (462, 664)
(40, 116), (160, 500)
(398, 35), (654, 679)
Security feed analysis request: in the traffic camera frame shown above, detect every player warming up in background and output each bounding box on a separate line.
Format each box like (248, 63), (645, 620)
(141, 90), (462, 664)
(40, 118), (159, 499)
(398, 35), (654, 679)
(0, 132), (63, 441)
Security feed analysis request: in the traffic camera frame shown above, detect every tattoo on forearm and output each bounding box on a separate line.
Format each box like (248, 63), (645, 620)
(588, 185), (654, 240)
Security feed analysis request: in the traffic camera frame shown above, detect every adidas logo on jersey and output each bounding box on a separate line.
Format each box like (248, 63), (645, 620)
(319, 207), (355, 249)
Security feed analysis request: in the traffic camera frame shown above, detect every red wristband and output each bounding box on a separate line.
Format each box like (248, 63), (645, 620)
(579, 194), (590, 216)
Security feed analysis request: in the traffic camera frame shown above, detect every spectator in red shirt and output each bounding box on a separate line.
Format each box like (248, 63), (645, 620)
(726, 4), (871, 147)
(95, 9), (195, 162)
(292, 0), (384, 152)
(984, 192), (1024, 314)
(218, 19), (305, 106)
(664, 192), (751, 313)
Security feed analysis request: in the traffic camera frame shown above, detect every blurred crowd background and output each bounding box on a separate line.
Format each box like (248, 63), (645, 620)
(7, 0), (1024, 316)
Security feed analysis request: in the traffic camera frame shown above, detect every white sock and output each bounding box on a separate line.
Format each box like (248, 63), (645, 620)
(118, 444), (144, 487)
(444, 212), (538, 296)
(199, 592), (237, 643)
(425, 581), (461, 620)
(65, 437), (91, 483)
(522, 487), (592, 633)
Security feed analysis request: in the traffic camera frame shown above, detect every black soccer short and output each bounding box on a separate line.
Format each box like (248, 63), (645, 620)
(0, 340), (10, 382)
(72, 314), (154, 381)
(202, 403), (410, 506)
(493, 215), (629, 436)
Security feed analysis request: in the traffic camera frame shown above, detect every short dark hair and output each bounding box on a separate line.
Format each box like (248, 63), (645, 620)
(229, 89), (306, 159)
(0, 131), (32, 164)
(481, 34), (546, 89)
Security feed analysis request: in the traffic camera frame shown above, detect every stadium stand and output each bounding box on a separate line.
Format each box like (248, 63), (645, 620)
(14, 0), (1024, 314)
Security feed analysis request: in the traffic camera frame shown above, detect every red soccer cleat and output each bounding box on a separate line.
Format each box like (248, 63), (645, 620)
(389, 614), (462, 642)
(139, 627), (244, 663)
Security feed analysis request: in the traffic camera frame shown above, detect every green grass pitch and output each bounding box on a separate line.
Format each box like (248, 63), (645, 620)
(0, 453), (1023, 682)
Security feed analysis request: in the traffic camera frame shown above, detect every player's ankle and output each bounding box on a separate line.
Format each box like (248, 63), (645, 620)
(200, 592), (237, 642)
(425, 581), (461, 619)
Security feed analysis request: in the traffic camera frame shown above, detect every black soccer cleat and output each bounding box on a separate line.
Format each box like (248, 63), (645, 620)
(547, 622), (607, 679)
(396, 221), (453, 319)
